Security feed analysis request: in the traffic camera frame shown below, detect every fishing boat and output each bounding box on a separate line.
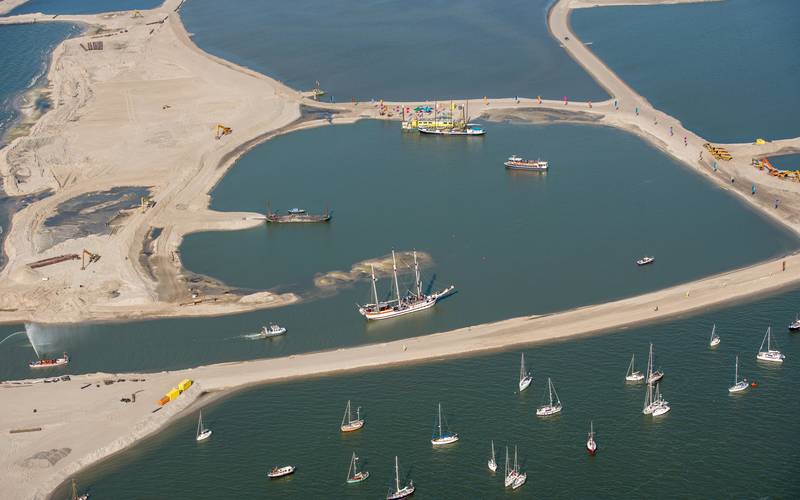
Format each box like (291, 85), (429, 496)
(487, 440), (497, 472)
(357, 251), (454, 321)
(625, 354), (644, 382)
(195, 410), (212, 442)
(266, 203), (331, 223)
(646, 343), (664, 384)
(511, 446), (526, 490)
(28, 352), (69, 369)
(70, 478), (89, 500)
(586, 421), (597, 455)
(518, 353), (533, 392)
(267, 465), (296, 479)
(756, 326), (784, 363)
(346, 452), (369, 483)
(503, 446), (518, 488)
(536, 377), (563, 417)
(636, 256), (655, 266)
(709, 324), (721, 348)
(386, 456), (415, 499)
(788, 314), (800, 331)
(256, 323), (286, 339)
(504, 155), (549, 171)
(340, 400), (364, 432)
(418, 123), (486, 136)
(651, 383), (670, 416)
(431, 402), (459, 445)
(728, 355), (749, 393)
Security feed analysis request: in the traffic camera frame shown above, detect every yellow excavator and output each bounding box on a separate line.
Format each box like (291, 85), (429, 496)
(81, 249), (101, 270)
(215, 124), (232, 140)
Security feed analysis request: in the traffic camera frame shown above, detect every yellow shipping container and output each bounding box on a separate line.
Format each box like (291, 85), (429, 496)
(178, 379), (193, 392)
(167, 388), (181, 401)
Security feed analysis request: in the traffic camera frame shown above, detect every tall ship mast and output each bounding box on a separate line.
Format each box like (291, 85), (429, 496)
(357, 250), (454, 321)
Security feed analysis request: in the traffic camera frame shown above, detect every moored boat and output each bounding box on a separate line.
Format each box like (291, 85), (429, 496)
(29, 352), (69, 369)
(504, 155), (548, 171)
(266, 204), (331, 223)
(625, 354), (644, 382)
(788, 314), (800, 332)
(431, 402), (459, 445)
(503, 446), (518, 488)
(709, 323), (721, 348)
(418, 123), (485, 136)
(267, 465), (296, 479)
(195, 410), (212, 442)
(357, 251), (454, 321)
(346, 452), (369, 484)
(487, 440), (497, 472)
(636, 256), (655, 266)
(518, 353), (533, 392)
(756, 326), (784, 363)
(586, 421), (597, 455)
(646, 343), (664, 384)
(651, 384), (671, 416)
(536, 378), (563, 417)
(510, 446), (526, 490)
(386, 456), (415, 499)
(340, 400), (364, 432)
(728, 355), (749, 393)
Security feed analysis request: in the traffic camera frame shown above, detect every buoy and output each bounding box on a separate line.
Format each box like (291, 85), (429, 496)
(750, 381), (758, 388)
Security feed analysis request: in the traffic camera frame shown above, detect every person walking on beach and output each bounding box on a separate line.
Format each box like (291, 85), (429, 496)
(684, 136), (687, 146)
(635, 106), (639, 116)
(669, 126), (673, 136)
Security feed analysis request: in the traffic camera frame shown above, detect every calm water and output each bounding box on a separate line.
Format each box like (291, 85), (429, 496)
(2, 121), (796, 382)
(572, 0), (800, 143)
(67, 287), (800, 499)
(6, 0), (163, 15)
(181, 0), (608, 101)
(769, 153), (800, 171)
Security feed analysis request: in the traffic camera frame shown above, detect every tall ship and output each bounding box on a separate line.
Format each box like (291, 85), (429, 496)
(266, 205), (331, 223)
(357, 250), (454, 321)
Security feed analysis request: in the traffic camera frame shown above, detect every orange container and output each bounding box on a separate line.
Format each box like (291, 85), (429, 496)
(158, 396), (170, 406)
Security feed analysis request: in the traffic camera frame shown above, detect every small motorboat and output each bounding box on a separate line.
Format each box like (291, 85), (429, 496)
(636, 256), (655, 266)
(788, 314), (800, 331)
(29, 353), (69, 369)
(504, 155), (549, 171)
(287, 208), (307, 215)
(257, 323), (287, 339)
(267, 465), (295, 479)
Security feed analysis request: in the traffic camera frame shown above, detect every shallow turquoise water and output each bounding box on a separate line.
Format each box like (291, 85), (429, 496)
(181, 0), (608, 101)
(67, 287), (800, 499)
(572, 0), (800, 143)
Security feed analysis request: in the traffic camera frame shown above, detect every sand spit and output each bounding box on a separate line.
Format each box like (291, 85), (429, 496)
(0, 0), (27, 16)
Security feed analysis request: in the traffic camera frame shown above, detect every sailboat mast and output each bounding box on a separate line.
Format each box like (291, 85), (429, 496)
(514, 446), (518, 473)
(548, 378), (554, 406)
(491, 440), (495, 461)
(414, 250), (422, 297)
(734, 355), (739, 383)
(520, 353), (525, 381)
(505, 447), (509, 477)
(370, 265), (379, 305)
(395, 456), (400, 492)
(438, 403), (443, 437)
(392, 251), (401, 304)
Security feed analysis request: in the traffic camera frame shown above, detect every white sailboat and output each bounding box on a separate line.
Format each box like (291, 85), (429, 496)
(430, 402), (459, 445)
(195, 410), (212, 442)
(357, 251), (454, 321)
(625, 354), (644, 382)
(487, 440), (497, 472)
(536, 378), (562, 417)
(511, 446), (527, 490)
(503, 446), (518, 488)
(586, 421), (597, 455)
(728, 355), (749, 393)
(756, 326), (785, 363)
(709, 324), (721, 348)
(340, 400), (364, 432)
(518, 353), (533, 392)
(642, 376), (669, 416)
(346, 452), (369, 483)
(646, 343), (664, 384)
(386, 456), (415, 499)
(651, 383), (670, 416)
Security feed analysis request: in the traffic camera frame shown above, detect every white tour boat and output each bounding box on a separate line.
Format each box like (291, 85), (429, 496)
(756, 326), (785, 363)
(257, 323), (287, 339)
(195, 410), (212, 442)
(386, 456), (415, 499)
(536, 377), (563, 417)
(357, 251), (454, 321)
(431, 402), (459, 445)
(518, 353), (533, 392)
(267, 465), (296, 479)
(709, 323), (721, 348)
(625, 354), (645, 382)
(728, 355), (749, 393)
(504, 155), (549, 171)
(340, 400), (365, 432)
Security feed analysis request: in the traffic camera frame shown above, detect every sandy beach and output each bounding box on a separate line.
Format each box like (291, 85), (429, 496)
(0, 0), (799, 497)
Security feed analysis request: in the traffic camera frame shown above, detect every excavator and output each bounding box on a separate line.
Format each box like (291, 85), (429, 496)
(215, 124), (232, 140)
(81, 249), (101, 270)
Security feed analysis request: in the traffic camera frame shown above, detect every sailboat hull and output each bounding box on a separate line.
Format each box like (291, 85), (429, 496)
(536, 404), (562, 417)
(347, 471), (369, 483)
(487, 459), (497, 472)
(728, 381), (749, 393)
(518, 376), (532, 392)
(756, 351), (784, 363)
(359, 287), (454, 320)
(586, 441), (597, 455)
(431, 434), (459, 446)
(196, 429), (212, 442)
(341, 420), (365, 432)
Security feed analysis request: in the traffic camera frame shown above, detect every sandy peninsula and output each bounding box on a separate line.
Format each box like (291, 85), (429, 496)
(0, 0), (799, 497)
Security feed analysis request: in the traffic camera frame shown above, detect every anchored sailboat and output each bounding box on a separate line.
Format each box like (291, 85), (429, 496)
(651, 383), (670, 416)
(431, 402), (459, 445)
(511, 446), (527, 489)
(70, 478), (89, 500)
(756, 326), (785, 363)
(357, 251), (454, 321)
(340, 400), (364, 432)
(346, 452), (369, 483)
(625, 354), (644, 382)
(536, 378), (562, 417)
(519, 353), (533, 392)
(728, 355), (749, 393)
(586, 421), (597, 455)
(386, 456), (415, 499)
(709, 324), (721, 348)
(503, 446), (518, 488)
(487, 440), (497, 472)
(195, 410), (212, 442)
(646, 343), (664, 384)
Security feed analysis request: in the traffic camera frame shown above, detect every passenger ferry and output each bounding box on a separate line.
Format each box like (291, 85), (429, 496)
(504, 155), (548, 171)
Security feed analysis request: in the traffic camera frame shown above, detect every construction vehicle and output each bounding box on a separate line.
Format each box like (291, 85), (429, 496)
(131, 10), (143, 18)
(215, 124), (232, 140)
(140, 196), (155, 213)
(81, 249), (101, 270)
